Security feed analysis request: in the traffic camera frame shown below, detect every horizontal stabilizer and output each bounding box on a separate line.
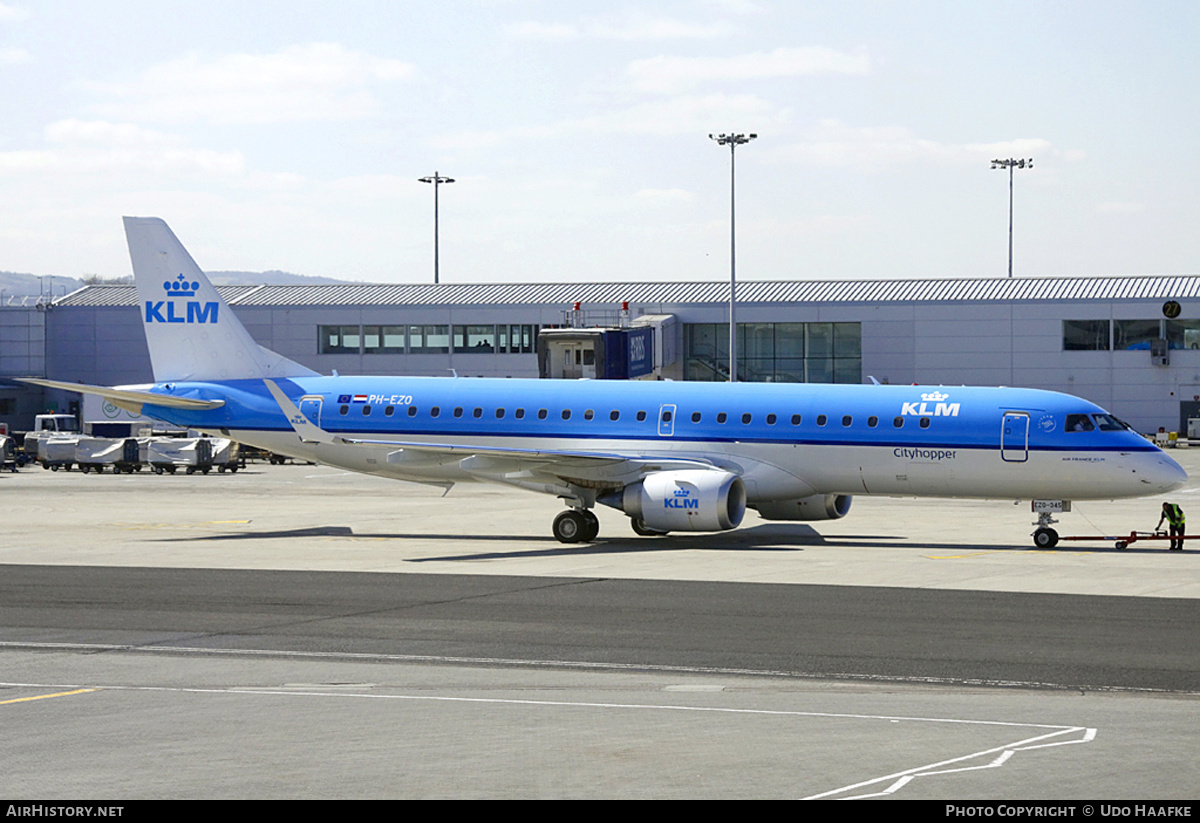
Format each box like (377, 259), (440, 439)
(16, 377), (224, 415)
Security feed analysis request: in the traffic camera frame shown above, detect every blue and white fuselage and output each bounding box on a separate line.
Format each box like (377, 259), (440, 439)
(135, 376), (1185, 504)
(21, 217), (1186, 545)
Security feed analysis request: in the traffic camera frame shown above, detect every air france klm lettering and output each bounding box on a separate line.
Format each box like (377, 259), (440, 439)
(20, 218), (1187, 549)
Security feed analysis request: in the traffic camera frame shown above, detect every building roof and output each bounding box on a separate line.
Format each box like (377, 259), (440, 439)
(53, 274), (1200, 309)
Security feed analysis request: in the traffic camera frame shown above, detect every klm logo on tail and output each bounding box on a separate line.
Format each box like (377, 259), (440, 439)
(145, 274), (219, 324)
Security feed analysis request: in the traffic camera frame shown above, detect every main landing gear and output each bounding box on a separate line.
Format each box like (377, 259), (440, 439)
(553, 509), (599, 543)
(551, 509), (671, 543)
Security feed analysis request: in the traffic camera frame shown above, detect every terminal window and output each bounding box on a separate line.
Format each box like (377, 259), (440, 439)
(684, 322), (861, 383)
(1062, 320), (1110, 351)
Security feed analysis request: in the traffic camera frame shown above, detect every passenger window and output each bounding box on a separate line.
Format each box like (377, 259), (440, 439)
(495, 408), (505, 419)
(473, 408), (482, 419)
(691, 412), (702, 423)
(791, 414), (801, 425)
(741, 413), (752, 424)
(339, 405), (348, 415)
(562, 410), (572, 420)
(362, 405), (371, 416)
(385, 405), (395, 416)
(584, 409), (594, 420)
(610, 410), (620, 421)
(430, 406), (440, 418)
(538, 409), (548, 420)
(453, 407), (464, 418)
(817, 415), (827, 426)
(717, 412), (727, 424)
(766, 414), (777, 425)
(868, 416), (878, 427)
(515, 408), (525, 419)
(893, 416), (904, 428)
(842, 415), (852, 427)
(919, 417), (931, 429)
(636, 411), (647, 422)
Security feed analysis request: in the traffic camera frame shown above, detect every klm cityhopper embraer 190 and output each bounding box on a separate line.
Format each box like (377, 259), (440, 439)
(22, 218), (1187, 547)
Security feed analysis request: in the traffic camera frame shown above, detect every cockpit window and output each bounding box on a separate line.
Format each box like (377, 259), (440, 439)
(1092, 413), (1126, 431)
(1065, 414), (1095, 432)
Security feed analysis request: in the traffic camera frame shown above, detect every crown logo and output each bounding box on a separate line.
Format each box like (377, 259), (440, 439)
(163, 273), (199, 297)
(921, 391), (948, 402)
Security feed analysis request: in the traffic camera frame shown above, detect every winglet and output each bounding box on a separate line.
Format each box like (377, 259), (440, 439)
(263, 379), (334, 445)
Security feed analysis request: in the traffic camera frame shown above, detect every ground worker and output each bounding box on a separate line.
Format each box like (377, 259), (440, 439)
(1156, 502), (1186, 551)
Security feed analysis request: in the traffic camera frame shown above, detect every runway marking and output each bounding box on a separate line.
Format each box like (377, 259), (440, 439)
(0, 677), (1093, 799)
(806, 726), (1096, 799)
(0, 688), (97, 705)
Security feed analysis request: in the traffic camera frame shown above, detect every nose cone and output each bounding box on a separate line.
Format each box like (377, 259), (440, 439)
(1140, 451), (1188, 494)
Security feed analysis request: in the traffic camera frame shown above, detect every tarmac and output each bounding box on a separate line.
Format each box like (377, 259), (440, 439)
(3, 446), (1199, 597)
(2, 446), (1198, 799)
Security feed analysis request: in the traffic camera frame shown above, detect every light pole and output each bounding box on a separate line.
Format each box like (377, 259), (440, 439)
(418, 171), (455, 284)
(991, 157), (1032, 278)
(709, 132), (756, 382)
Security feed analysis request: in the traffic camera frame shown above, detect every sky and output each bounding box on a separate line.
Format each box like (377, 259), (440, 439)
(1, 1), (1198, 286)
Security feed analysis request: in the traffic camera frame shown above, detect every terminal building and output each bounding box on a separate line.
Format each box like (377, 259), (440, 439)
(3, 274), (1200, 435)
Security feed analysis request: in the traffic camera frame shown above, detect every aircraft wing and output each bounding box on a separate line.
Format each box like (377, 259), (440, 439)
(264, 379), (725, 488)
(16, 377), (225, 415)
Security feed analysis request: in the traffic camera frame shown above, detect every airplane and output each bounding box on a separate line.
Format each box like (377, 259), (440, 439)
(21, 217), (1188, 548)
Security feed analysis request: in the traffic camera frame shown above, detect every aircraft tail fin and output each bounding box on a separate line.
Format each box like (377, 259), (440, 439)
(124, 216), (318, 383)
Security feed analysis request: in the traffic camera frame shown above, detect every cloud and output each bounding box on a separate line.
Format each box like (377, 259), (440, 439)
(0, 46), (29, 63)
(87, 42), (414, 124)
(627, 46), (870, 94)
(433, 92), (788, 149)
(775, 121), (1059, 172)
(0, 119), (244, 178)
(0, 3), (29, 22)
(506, 11), (736, 41)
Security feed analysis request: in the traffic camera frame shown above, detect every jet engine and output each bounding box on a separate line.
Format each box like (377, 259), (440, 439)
(608, 470), (746, 532)
(752, 494), (852, 521)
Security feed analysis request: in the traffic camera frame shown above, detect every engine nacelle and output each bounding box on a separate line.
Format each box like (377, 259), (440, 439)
(616, 470), (746, 532)
(752, 494), (852, 521)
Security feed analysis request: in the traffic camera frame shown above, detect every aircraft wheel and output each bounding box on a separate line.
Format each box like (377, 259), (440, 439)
(580, 510), (600, 542)
(1033, 527), (1059, 549)
(553, 510), (591, 544)
(631, 518), (668, 537)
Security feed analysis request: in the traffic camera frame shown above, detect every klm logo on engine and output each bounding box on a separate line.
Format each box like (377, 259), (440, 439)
(145, 274), (219, 324)
(901, 390), (960, 417)
(665, 486), (699, 509)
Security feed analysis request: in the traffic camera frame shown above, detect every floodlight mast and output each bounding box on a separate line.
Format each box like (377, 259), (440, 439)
(418, 171), (455, 284)
(709, 133), (757, 382)
(990, 158), (1033, 278)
